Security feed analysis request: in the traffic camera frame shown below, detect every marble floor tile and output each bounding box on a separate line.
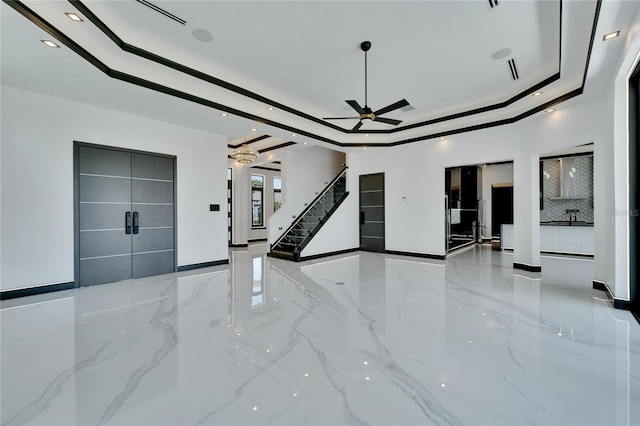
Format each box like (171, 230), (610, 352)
(1, 245), (639, 425)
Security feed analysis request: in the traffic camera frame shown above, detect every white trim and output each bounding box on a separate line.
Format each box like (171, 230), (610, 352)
(79, 173), (130, 179)
(132, 176), (174, 183)
(80, 253), (130, 261)
(133, 249), (174, 256)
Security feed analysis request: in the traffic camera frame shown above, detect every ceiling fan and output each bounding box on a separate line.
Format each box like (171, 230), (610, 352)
(323, 41), (409, 131)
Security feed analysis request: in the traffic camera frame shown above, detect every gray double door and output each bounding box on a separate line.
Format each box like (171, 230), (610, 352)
(77, 145), (175, 286)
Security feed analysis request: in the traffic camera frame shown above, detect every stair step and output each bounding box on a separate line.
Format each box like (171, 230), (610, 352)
(270, 250), (296, 261)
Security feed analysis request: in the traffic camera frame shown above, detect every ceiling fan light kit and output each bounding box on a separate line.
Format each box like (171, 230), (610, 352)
(323, 41), (409, 131)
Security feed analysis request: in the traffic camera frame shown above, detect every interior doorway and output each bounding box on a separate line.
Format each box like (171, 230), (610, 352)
(491, 185), (514, 237)
(445, 166), (480, 251)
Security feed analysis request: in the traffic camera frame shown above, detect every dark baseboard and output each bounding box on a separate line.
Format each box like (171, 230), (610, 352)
(513, 262), (542, 272)
(592, 280), (638, 323)
(592, 280), (609, 292)
(385, 250), (446, 260)
(0, 281), (75, 300)
(177, 259), (229, 272)
(614, 299), (634, 310)
(229, 243), (248, 248)
(541, 251), (594, 258)
(299, 248), (359, 262)
(248, 238), (268, 243)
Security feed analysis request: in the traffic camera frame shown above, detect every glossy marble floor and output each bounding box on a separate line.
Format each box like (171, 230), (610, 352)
(1, 245), (639, 425)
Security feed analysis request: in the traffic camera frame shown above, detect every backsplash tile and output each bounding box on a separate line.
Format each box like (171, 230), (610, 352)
(541, 156), (593, 223)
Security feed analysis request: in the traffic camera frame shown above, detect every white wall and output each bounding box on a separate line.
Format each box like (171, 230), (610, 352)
(1, 86), (228, 291)
(268, 146), (345, 245)
(303, 93), (633, 301)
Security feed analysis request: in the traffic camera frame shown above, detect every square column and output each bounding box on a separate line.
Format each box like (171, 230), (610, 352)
(513, 154), (542, 272)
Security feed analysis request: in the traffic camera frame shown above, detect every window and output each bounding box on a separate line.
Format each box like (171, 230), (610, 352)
(274, 177), (282, 212)
(251, 174), (264, 227)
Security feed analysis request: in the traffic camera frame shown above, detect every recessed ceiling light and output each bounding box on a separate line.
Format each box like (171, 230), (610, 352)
(41, 40), (60, 48)
(291, 133), (296, 137)
(545, 108), (555, 113)
(192, 28), (213, 43)
(220, 112), (228, 117)
(365, 134), (369, 137)
(602, 30), (620, 41)
(303, 142), (308, 145)
(363, 147), (367, 150)
(440, 137), (445, 141)
(490, 47), (512, 60)
(267, 107), (275, 111)
(65, 12), (83, 22)
(251, 128), (257, 131)
(533, 91), (543, 96)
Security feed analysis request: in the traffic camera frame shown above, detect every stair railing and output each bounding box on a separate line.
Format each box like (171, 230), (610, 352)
(271, 167), (348, 251)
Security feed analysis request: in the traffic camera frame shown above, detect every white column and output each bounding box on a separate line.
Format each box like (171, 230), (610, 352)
(232, 163), (250, 246)
(513, 153), (541, 271)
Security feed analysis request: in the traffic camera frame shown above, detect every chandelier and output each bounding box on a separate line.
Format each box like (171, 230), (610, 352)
(230, 144), (259, 164)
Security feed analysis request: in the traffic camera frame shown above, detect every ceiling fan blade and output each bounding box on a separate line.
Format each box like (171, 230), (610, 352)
(352, 121), (364, 131)
(374, 117), (402, 126)
(373, 99), (410, 116)
(345, 100), (365, 114)
(323, 117), (361, 120)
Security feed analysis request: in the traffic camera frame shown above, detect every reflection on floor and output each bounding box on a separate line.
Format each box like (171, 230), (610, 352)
(1, 245), (639, 425)
(447, 234), (475, 250)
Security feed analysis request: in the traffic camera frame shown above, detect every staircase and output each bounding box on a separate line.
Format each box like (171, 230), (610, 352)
(270, 168), (349, 261)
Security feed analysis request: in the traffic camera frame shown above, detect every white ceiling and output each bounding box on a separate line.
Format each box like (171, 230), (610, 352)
(1, 0), (638, 154)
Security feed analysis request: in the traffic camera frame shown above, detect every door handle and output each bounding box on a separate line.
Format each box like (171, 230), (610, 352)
(133, 211), (139, 234)
(125, 211), (132, 234)
(360, 211), (365, 225)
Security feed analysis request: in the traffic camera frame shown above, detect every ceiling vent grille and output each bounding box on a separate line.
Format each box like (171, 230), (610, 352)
(507, 58), (519, 80)
(488, 0), (500, 8)
(135, 0), (187, 25)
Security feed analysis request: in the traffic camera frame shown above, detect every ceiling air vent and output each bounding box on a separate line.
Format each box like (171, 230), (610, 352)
(488, 0), (499, 8)
(507, 58), (519, 80)
(135, 0), (187, 25)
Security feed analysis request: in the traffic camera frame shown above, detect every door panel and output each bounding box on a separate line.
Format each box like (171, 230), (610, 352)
(79, 203), (131, 230)
(80, 230), (132, 258)
(133, 204), (174, 227)
(361, 206), (384, 221)
(359, 173), (385, 252)
(78, 146), (132, 286)
(80, 256), (132, 286)
(132, 180), (174, 204)
(132, 228), (174, 253)
(131, 153), (175, 279)
(133, 252), (175, 278)
(79, 175), (131, 203)
(132, 153), (174, 180)
(79, 147), (131, 176)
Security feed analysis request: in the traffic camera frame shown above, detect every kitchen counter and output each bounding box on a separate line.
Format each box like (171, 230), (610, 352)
(501, 223), (593, 255)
